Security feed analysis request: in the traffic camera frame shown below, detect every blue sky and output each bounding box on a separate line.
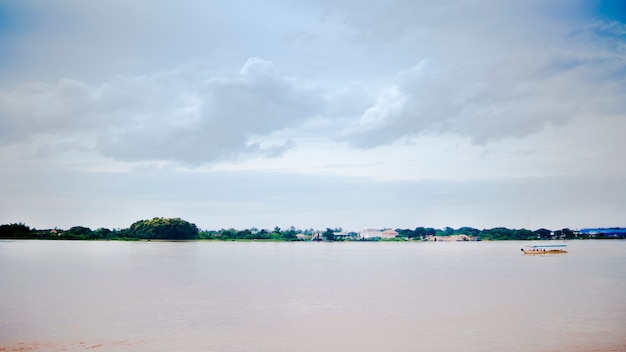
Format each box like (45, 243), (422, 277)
(1, 0), (625, 231)
(595, 0), (626, 22)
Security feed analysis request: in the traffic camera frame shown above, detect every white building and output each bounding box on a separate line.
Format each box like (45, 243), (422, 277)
(333, 231), (355, 239)
(360, 228), (382, 239)
(360, 228), (398, 239)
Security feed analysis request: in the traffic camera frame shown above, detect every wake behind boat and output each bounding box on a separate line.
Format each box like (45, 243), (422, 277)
(521, 244), (567, 254)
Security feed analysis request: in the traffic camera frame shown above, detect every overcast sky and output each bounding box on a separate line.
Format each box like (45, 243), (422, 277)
(1, 0), (625, 232)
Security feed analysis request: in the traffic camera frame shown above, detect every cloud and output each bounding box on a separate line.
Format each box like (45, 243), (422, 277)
(2, 1), (625, 156)
(0, 79), (96, 143)
(337, 1), (626, 148)
(1, 0), (625, 232)
(0, 58), (325, 163)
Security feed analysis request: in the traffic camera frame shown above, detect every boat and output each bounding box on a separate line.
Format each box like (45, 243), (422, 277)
(521, 244), (567, 254)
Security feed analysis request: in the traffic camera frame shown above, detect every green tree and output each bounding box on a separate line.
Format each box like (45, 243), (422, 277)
(63, 226), (93, 240)
(0, 223), (33, 239)
(94, 228), (111, 239)
(128, 217), (199, 240)
(271, 226), (284, 240)
(283, 226), (298, 241)
(322, 228), (335, 241)
(253, 229), (271, 240)
(456, 227), (480, 237)
(533, 228), (553, 239)
(198, 230), (218, 240)
(237, 229), (253, 239)
(396, 229), (414, 238)
(218, 228), (237, 240)
(560, 228), (575, 239)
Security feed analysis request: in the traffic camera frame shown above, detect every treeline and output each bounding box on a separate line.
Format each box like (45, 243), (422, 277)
(395, 226), (583, 240)
(0, 219), (302, 241)
(0, 220), (317, 241)
(0, 218), (601, 241)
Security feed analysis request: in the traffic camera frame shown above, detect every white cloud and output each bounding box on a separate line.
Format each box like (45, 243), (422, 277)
(341, 39), (626, 147)
(307, 0), (624, 148)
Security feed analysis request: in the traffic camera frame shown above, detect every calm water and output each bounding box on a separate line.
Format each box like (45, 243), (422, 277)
(1, 240), (625, 352)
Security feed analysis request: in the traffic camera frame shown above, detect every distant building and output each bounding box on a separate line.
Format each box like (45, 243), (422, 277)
(360, 228), (382, 239)
(380, 229), (398, 239)
(360, 228), (398, 239)
(333, 231), (356, 240)
(424, 234), (473, 242)
(579, 228), (626, 238)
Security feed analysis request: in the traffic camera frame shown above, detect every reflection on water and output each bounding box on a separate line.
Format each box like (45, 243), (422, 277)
(1, 240), (625, 351)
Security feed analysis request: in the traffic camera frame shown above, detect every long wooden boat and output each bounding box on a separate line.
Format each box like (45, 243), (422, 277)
(521, 244), (567, 254)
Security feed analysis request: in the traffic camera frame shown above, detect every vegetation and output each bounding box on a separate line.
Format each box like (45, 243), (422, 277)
(128, 218), (198, 240)
(0, 220), (621, 241)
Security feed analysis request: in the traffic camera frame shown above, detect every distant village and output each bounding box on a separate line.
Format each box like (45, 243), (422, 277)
(1, 219), (625, 241)
(303, 227), (626, 242)
(306, 228), (476, 241)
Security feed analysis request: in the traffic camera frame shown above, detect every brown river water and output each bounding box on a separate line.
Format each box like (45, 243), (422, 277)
(1, 240), (625, 351)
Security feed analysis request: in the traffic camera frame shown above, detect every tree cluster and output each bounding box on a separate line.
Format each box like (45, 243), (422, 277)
(0, 218), (198, 241)
(128, 218), (198, 240)
(0, 220), (603, 241)
(394, 226), (584, 241)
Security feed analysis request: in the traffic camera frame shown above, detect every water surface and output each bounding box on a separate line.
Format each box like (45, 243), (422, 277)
(1, 240), (625, 351)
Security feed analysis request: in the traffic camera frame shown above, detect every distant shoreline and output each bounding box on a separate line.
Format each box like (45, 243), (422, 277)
(1, 238), (624, 243)
(2, 220), (624, 241)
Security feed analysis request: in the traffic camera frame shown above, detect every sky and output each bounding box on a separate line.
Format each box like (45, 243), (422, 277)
(1, 0), (625, 232)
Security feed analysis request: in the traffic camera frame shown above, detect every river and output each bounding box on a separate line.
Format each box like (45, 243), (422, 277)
(1, 240), (625, 351)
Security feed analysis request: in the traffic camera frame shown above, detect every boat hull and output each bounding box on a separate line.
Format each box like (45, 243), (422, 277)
(522, 249), (567, 254)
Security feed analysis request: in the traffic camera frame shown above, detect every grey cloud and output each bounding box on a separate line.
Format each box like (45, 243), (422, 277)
(247, 140), (295, 159)
(0, 58), (325, 163)
(97, 58), (324, 163)
(0, 79), (95, 143)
